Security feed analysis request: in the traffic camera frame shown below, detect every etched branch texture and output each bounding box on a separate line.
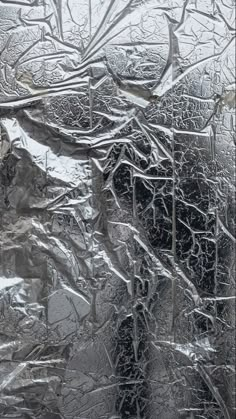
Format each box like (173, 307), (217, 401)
(0, 0), (235, 418)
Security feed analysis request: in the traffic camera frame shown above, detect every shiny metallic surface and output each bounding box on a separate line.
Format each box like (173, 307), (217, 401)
(0, 1), (235, 418)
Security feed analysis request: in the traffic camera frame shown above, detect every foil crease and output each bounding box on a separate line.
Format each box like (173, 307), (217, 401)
(0, 0), (235, 418)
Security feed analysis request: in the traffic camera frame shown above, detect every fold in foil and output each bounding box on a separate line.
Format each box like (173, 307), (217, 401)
(0, 1), (235, 418)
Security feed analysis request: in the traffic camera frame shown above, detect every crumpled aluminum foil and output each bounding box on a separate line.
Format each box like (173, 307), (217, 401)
(0, 0), (235, 418)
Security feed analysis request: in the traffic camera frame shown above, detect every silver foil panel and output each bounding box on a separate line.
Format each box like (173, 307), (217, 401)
(0, 1), (235, 418)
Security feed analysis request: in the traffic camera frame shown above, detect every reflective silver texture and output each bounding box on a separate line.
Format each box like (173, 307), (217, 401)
(0, 1), (235, 418)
